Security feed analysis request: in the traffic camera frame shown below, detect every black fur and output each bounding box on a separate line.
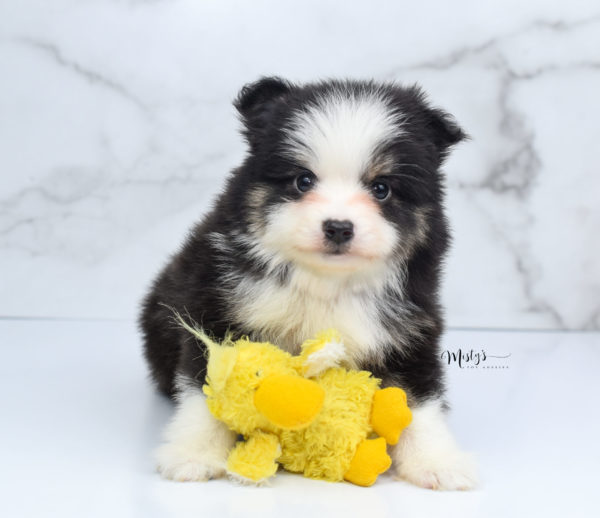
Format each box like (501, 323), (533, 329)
(139, 77), (464, 403)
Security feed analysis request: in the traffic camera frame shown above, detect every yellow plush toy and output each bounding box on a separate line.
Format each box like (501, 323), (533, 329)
(181, 321), (412, 487)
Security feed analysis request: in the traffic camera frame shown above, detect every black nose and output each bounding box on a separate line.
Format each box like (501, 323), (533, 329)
(322, 219), (354, 245)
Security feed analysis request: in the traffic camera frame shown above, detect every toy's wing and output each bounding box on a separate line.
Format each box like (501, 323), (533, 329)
(300, 329), (347, 378)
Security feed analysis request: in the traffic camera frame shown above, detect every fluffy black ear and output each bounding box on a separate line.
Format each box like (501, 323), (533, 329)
(235, 76), (291, 116)
(424, 107), (467, 159)
(234, 77), (292, 148)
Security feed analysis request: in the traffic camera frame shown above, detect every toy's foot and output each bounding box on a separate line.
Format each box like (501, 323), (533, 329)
(227, 432), (281, 484)
(344, 437), (391, 487)
(370, 387), (412, 445)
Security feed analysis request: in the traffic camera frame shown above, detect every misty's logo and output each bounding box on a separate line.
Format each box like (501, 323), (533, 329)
(441, 348), (511, 369)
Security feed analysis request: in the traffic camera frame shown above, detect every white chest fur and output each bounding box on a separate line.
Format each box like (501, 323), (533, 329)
(228, 268), (396, 365)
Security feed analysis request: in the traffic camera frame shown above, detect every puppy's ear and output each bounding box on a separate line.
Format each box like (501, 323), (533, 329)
(235, 77), (291, 116)
(234, 77), (292, 148)
(424, 107), (467, 161)
(402, 85), (467, 161)
(426, 107), (466, 149)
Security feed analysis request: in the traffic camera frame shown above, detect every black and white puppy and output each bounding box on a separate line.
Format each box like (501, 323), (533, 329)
(140, 77), (477, 490)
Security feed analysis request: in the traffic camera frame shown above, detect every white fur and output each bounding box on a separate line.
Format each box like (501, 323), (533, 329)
(284, 90), (404, 179)
(303, 339), (346, 378)
(392, 399), (478, 490)
(229, 268), (400, 366)
(155, 387), (236, 482)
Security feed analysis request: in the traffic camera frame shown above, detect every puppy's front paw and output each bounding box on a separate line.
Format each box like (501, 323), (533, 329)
(155, 443), (227, 482)
(396, 449), (478, 490)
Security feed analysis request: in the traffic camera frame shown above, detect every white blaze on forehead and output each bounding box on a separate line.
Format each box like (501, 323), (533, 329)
(284, 90), (404, 180)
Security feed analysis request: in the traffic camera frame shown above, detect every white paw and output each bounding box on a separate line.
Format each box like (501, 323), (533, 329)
(154, 387), (237, 482)
(396, 450), (478, 490)
(155, 443), (227, 482)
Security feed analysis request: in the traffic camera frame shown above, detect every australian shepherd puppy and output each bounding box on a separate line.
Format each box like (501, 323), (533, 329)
(140, 77), (477, 490)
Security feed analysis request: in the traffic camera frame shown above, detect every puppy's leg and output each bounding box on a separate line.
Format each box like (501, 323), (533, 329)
(391, 399), (477, 490)
(155, 387), (236, 482)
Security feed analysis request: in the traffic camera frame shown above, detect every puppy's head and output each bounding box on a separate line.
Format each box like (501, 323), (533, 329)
(234, 78), (465, 277)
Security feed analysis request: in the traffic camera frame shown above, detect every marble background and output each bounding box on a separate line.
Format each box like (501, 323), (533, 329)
(1, 0), (598, 329)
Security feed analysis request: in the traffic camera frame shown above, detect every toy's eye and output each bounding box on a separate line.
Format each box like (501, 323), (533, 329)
(370, 180), (390, 201)
(295, 171), (317, 193)
(255, 370), (262, 377)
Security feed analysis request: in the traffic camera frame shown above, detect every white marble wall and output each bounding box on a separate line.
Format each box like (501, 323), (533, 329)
(1, 0), (598, 329)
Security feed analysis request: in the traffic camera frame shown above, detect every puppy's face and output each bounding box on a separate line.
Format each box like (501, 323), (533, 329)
(235, 79), (464, 276)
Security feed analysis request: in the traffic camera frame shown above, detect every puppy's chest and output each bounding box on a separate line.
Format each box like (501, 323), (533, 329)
(230, 277), (392, 363)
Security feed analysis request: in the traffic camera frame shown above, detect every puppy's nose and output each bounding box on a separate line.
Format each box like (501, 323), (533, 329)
(322, 219), (354, 244)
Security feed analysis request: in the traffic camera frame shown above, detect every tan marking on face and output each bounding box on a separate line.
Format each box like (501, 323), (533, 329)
(413, 206), (431, 245)
(247, 186), (269, 208)
(367, 156), (396, 181)
(247, 186), (270, 232)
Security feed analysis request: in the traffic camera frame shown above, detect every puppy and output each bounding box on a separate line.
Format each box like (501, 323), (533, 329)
(140, 77), (477, 490)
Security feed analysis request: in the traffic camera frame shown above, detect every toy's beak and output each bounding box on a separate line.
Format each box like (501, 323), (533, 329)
(254, 374), (325, 430)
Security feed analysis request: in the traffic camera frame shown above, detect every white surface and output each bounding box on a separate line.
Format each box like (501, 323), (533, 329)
(1, 319), (598, 517)
(1, 1), (599, 328)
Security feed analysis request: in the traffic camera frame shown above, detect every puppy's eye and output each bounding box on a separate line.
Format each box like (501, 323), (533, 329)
(370, 180), (390, 200)
(295, 171), (316, 192)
